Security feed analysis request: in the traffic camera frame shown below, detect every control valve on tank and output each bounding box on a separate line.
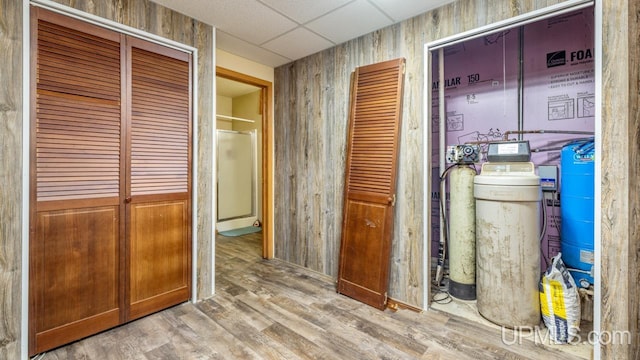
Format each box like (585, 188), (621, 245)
(446, 144), (480, 164)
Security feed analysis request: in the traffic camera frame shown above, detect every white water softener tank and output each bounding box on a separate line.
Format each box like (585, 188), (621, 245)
(474, 162), (541, 327)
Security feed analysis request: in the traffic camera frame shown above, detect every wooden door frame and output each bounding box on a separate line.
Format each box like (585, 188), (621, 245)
(216, 67), (273, 259)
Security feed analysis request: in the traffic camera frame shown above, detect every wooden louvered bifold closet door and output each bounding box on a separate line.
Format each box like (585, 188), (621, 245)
(30, 8), (192, 356)
(30, 8), (124, 354)
(337, 58), (405, 310)
(126, 37), (192, 320)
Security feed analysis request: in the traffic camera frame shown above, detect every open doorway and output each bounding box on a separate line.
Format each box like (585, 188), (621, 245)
(424, 3), (596, 359)
(216, 67), (273, 259)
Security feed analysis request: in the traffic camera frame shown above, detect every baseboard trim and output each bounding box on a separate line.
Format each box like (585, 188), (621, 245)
(386, 297), (423, 313)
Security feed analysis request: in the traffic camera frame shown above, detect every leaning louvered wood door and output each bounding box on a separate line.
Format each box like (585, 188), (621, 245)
(29, 8), (124, 355)
(337, 58), (405, 310)
(126, 37), (192, 320)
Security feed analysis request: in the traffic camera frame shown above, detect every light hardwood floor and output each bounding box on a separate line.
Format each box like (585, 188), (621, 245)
(38, 233), (584, 359)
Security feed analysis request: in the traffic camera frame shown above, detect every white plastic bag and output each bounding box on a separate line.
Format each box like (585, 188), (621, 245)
(539, 253), (581, 343)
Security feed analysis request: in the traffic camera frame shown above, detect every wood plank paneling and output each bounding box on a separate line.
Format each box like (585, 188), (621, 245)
(274, 0), (577, 308)
(194, 22), (214, 297)
(0, 0), (23, 357)
(600, 0), (640, 359)
(629, 3), (640, 359)
(0, 0), (213, 358)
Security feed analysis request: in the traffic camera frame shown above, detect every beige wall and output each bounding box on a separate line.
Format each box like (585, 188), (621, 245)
(216, 49), (274, 83)
(216, 95), (233, 130)
(0, 1), (215, 358)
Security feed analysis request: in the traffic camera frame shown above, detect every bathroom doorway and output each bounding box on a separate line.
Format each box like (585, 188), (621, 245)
(216, 67), (273, 258)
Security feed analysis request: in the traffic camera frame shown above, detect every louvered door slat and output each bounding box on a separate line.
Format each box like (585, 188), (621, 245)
(337, 58), (405, 310)
(38, 50), (118, 74)
(36, 93), (120, 201)
(37, 21), (120, 101)
(132, 87), (190, 103)
(132, 123), (187, 134)
(130, 47), (189, 196)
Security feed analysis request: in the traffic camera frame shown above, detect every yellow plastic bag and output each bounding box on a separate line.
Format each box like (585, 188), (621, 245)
(539, 253), (581, 343)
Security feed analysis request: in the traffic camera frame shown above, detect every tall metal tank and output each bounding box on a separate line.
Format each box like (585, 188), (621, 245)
(474, 162), (541, 327)
(448, 166), (477, 300)
(560, 138), (595, 287)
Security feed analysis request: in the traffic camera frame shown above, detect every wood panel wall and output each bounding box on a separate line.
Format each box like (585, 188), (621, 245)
(0, 0), (24, 358)
(630, 3), (640, 358)
(274, 0), (573, 307)
(274, 0), (640, 358)
(0, 1), (214, 359)
(601, 1), (640, 358)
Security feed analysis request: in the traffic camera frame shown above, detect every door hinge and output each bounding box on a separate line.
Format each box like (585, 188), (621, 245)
(389, 194), (396, 206)
(402, 62), (406, 75)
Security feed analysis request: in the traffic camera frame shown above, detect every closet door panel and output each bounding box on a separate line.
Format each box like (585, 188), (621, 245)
(32, 206), (120, 353)
(30, 8), (124, 355)
(129, 200), (190, 319)
(126, 38), (192, 320)
(337, 58), (405, 310)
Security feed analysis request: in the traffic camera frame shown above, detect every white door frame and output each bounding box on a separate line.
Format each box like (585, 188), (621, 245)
(21, 1), (208, 358)
(422, 0), (600, 358)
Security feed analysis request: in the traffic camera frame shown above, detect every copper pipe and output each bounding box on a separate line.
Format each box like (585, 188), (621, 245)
(502, 129), (594, 141)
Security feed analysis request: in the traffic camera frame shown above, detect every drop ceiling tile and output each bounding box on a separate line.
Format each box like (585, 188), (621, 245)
(151, 0), (457, 67)
(155, 0), (298, 45)
(370, 0), (454, 22)
(262, 27), (335, 60)
(217, 31), (292, 67)
(259, 0), (352, 24)
(305, 0), (393, 45)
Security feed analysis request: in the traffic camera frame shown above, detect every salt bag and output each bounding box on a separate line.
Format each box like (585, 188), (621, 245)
(539, 253), (581, 343)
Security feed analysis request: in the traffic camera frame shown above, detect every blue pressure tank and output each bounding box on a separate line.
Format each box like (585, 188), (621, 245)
(560, 138), (595, 287)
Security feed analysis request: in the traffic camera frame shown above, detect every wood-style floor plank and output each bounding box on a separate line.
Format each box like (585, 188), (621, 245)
(39, 232), (586, 360)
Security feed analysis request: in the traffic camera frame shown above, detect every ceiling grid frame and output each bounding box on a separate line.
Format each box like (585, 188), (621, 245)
(150, 0), (456, 66)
